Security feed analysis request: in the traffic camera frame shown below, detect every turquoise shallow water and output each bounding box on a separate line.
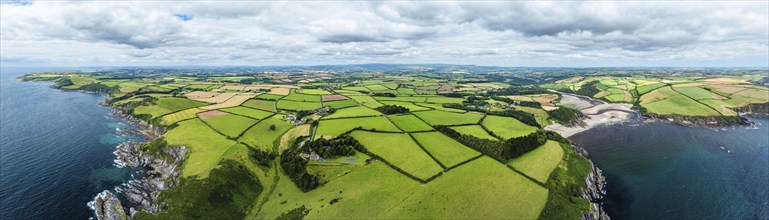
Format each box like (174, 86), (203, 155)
(0, 67), (141, 219)
(572, 118), (769, 219)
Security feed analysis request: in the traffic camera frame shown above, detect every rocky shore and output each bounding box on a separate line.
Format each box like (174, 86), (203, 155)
(570, 144), (610, 220)
(89, 101), (185, 220)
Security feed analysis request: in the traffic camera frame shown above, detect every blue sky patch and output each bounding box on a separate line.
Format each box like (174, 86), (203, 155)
(174, 13), (193, 21)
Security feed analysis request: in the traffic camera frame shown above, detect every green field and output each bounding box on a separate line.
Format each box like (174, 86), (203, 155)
(346, 95), (385, 108)
(373, 96), (427, 102)
(674, 86), (720, 100)
(350, 131), (443, 180)
(242, 99), (276, 112)
(507, 140), (564, 183)
(413, 102), (466, 113)
(636, 83), (667, 94)
(386, 114), (434, 132)
(449, 125), (498, 140)
(255, 93), (284, 100)
(413, 110), (483, 126)
(297, 89), (330, 95)
(237, 115), (293, 151)
(481, 115), (538, 139)
(133, 105), (172, 118)
(323, 99), (359, 109)
(380, 157), (548, 219)
(425, 96), (464, 104)
(164, 119), (237, 178)
(219, 106), (274, 119)
(378, 101), (431, 111)
(643, 95), (721, 116)
(159, 108), (205, 125)
(283, 90), (322, 102)
(276, 100), (323, 111)
(323, 106), (381, 119)
(315, 116), (401, 138)
(411, 132), (480, 167)
(156, 98), (208, 112)
(201, 113), (258, 138)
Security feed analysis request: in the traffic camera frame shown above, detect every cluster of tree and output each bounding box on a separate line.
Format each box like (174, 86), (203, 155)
(440, 93), (464, 98)
(465, 95), (489, 106)
(280, 135), (362, 191)
(54, 78), (74, 88)
(487, 109), (540, 127)
(374, 105), (410, 114)
(547, 107), (585, 125)
(575, 81), (601, 97)
(371, 92), (396, 97)
(80, 83), (119, 94)
(436, 126), (550, 161)
(488, 86), (550, 96)
(489, 96), (542, 108)
(302, 135), (359, 158)
(249, 147), (276, 167)
(239, 78), (258, 84)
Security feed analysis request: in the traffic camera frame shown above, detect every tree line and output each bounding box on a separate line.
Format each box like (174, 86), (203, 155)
(436, 126), (559, 162)
(280, 135), (362, 191)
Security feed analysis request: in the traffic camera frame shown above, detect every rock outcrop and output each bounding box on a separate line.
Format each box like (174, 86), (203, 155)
(572, 144), (610, 220)
(90, 191), (128, 220)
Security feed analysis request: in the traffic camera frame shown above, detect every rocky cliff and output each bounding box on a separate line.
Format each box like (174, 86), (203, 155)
(571, 144), (610, 220)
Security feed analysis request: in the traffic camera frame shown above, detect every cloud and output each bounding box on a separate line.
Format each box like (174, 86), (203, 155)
(0, 1), (767, 67)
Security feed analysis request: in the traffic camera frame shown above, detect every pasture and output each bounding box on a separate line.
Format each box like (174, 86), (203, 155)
(242, 99), (276, 112)
(413, 110), (483, 126)
(159, 108), (205, 125)
(323, 99), (359, 109)
(220, 106), (274, 119)
(315, 116), (400, 138)
(163, 119), (237, 178)
(255, 93), (284, 100)
(386, 114), (434, 132)
(449, 125), (498, 140)
(378, 101), (431, 111)
(276, 100), (323, 111)
(200, 113), (258, 138)
(350, 131), (443, 180)
(200, 93), (256, 110)
(411, 132), (480, 167)
(133, 105), (172, 119)
(237, 115), (293, 151)
(323, 106), (381, 119)
(346, 95), (385, 108)
(155, 97), (208, 112)
(482, 115), (538, 139)
(283, 90), (322, 102)
(507, 140), (564, 183)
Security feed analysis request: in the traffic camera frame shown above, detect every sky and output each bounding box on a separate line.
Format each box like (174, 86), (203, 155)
(1, 1), (768, 67)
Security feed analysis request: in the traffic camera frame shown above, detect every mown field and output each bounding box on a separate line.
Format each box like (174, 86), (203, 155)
(350, 131), (443, 180)
(507, 140), (564, 183)
(315, 116), (401, 138)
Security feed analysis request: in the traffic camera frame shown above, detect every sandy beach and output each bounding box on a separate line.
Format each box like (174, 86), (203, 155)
(545, 93), (639, 137)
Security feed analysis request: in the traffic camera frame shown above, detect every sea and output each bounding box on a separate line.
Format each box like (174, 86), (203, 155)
(572, 117), (769, 219)
(1, 66), (767, 219)
(0, 67), (142, 219)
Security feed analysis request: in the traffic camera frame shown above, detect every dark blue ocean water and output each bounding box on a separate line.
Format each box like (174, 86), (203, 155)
(572, 118), (769, 219)
(0, 67), (139, 220)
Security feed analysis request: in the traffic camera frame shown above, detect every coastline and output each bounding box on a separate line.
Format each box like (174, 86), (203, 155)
(70, 88), (183, 220)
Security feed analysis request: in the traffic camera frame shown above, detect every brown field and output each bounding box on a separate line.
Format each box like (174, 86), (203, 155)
(269, 88), (291, 95)
(197, 110), (228, 119)
(438, 84), (454, 93)
(705, 85), (750, 95)
(671, 82), (705, 88)
(639, 89), (672, 105)
(416, 86), (440, 90)
(468, 83), (504, 89)
(507, 96), (534, 102)
(200, 93), (258, 110)
(702, 77), (746, 84)
(321, 95), (349, 102)
(185, 91), (219, 101)
(530, 94), (559, 106)
(733, 89), (769, 102)
(221, 85), (246, 91)
(191, 92), (239, 103)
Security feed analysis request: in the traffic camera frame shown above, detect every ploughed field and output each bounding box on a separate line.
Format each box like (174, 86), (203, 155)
(24, 73), (598, 219)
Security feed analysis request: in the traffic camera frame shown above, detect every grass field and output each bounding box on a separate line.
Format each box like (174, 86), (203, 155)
(425, 96), (464, 104)
(283, 90), (322, 102)
(219, 106), (274, 120)
(253, 161), (421, 219)
(507, 140), (564, 183)
(413, 110), (483, 126)
(201, 113), (259, 138)
(155, 97), (208, 112)
(133, 105), (172, 118)
(350, 131), (443, 180)
(323, 106), (381, 119)
(159, 108), (205, 125)
(386, 114), (434, 132)
(449, 125), (498, 140)
(380, 156), (548, 219)
(411, 132), (480, 167)
(276, 100), (323, 111)
(255, 93), (284, 100)
(297, 89), (330, 95)
(277, 124), (311, 153)
(674, 86), (722, 100)
(373, 96), (427, 102)
(315, 116), (401, 138)
(642, 95), (721, 116)
(413, 102), (466, 113)
(346, 95), (385, 108)
(242, 99), (276, 112)
(238, 115), (293, 151)
(323, 99), (359, 109)
(164, 119), (237, 178)
(378, 101), (431, 111)
(482, 115), (538, 139)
